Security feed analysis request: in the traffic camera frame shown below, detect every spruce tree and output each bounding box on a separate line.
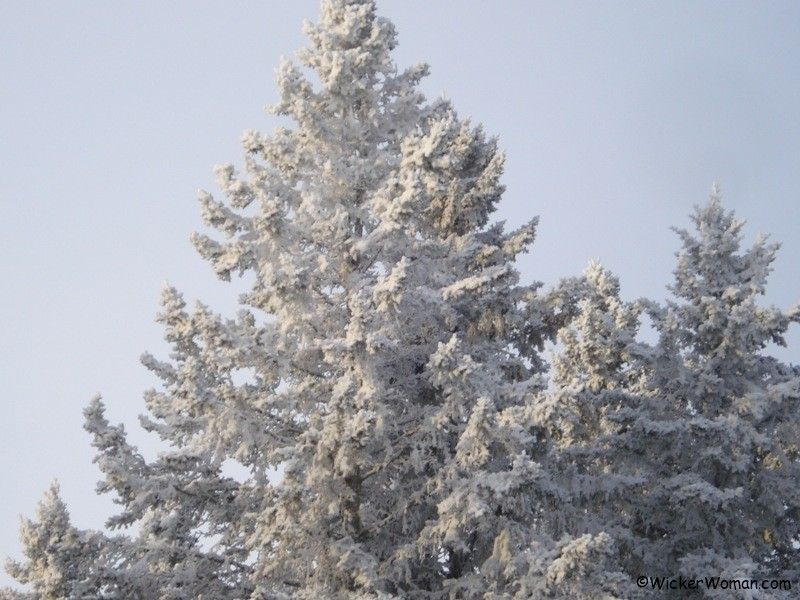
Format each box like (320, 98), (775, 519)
(3, 1), (592, 597)
(5, 485), (106, 600)
(648, 190), (800, 583)
(532, 262), (652, 591)
(535, 192), (800, 597)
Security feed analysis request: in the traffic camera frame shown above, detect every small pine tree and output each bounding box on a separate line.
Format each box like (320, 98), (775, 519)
(4, 484), (107, 600)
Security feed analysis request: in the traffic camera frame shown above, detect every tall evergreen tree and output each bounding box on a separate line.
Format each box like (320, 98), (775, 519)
(534, 192), (800, 597)
(647, 190), (800, 584)
(3, 1), (590, 598)
(532, 262), (653, 589)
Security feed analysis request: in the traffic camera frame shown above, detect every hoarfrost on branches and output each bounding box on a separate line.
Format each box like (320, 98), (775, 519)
(4, 2), (798, 599)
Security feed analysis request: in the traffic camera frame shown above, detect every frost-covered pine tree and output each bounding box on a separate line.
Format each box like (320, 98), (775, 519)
(645, 190), (800, 585)
(2, 1), (625, 598)
(534, 192), (800, 597)
(531, 262), (653, 592)
(4, 485), (106, 600)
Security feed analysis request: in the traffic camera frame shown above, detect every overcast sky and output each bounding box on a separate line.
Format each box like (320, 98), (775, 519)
(1, 0), (798, 586)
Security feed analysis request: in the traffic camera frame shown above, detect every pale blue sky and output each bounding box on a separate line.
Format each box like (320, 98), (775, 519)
(1, 0), (798, 584)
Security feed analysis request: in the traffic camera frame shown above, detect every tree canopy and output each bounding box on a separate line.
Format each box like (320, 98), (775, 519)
(4, 2), (798, 599)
